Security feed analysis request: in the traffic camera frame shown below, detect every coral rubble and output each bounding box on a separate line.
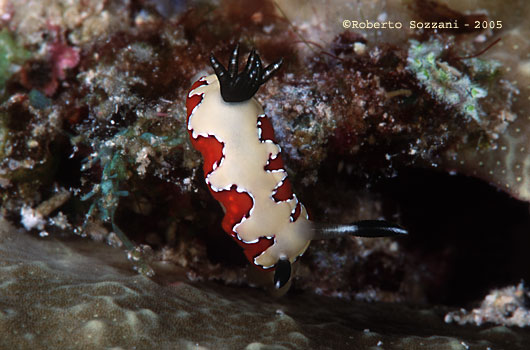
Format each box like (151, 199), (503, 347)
(445, 283), (530, 327)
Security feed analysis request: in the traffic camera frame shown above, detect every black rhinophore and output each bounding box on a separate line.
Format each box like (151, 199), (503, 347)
(210, 44), (283, 103)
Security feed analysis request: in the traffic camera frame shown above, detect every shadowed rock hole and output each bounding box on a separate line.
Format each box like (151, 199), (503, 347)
(379, 168), (530, 306)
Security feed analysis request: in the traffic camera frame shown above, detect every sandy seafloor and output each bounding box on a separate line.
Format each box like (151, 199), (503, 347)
(1, 218), (529, 350)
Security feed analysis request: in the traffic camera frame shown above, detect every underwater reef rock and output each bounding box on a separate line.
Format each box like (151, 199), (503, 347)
(442, 25), (530, 202)
(278, 0), (530, 202)
(1, 0), (530, 345)
(445, 283), (530, 327)
(2, 217), (530, 350)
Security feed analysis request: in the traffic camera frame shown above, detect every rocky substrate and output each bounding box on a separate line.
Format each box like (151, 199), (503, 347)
(1, 217), (529, 350)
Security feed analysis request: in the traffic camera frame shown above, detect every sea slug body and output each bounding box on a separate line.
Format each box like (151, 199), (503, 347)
(185, 45), (407, 289)
(186, 61), (311, 270)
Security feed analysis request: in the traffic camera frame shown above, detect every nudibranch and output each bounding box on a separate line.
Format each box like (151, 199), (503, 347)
(186, 45), (407, 289)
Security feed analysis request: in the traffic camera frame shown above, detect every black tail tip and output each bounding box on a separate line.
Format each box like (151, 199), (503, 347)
(274, 258), (291, 289)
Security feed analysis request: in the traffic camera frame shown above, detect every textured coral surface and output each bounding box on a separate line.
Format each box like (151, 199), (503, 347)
(2, 218), (530, 350)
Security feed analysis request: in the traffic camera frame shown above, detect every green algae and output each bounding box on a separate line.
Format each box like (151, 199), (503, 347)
(0, 29), (30, 96)
(406, 39), (496, 124)
(28, 89), (52, 109)
(80, 123), (185, 276)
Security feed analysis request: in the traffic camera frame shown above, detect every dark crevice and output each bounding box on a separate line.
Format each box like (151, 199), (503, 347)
(377, 167), (530, 306)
